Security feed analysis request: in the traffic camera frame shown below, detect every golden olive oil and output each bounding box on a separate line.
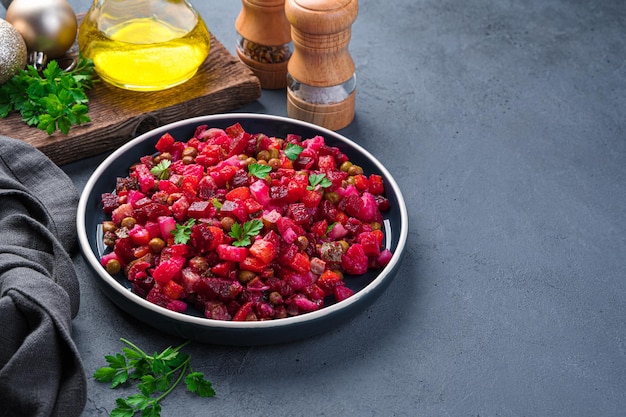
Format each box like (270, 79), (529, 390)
(79, 16), (210, 91)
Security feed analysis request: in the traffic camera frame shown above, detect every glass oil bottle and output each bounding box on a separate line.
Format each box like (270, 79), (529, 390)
(78, 0), (210, 91)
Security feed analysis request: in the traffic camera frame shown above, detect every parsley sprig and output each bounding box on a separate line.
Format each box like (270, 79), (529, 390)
(284, 143), (303, 161)
(150, 160), (171, 180)
(307, 173), (332, 190)
(94, 338), (214, 417)
(229, 219), (263, 247)
(248, 163), (272, 179)
(0, 54), (97, 135)
(172, 219), (195, 244)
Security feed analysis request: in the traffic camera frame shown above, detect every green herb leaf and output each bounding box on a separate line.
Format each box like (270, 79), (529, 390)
(211, 198), (223, 211)
(111, 398), (135, 417)
(0, 54), (97, 135)
(150, 159), (171, 180)
(248, 163), (272, 179)
(284, 143), (303, 161)
(307, 173), (332, 190)
(229, 219), (264, 247)
(185, 372), (216, 398)
(172, 218), (195, 244)
(95, 339), (214, 417)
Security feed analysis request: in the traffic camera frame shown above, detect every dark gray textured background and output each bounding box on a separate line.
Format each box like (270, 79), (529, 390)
(5, 0), (625, 415)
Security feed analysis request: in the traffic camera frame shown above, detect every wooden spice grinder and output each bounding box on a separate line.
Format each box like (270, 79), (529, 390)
(235, 0), (292, 89)
(285, 0), (358, 130)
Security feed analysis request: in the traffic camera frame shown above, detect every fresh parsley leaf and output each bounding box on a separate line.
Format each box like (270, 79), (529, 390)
(150, 159), (171, 180)
(307, 173), (332, 190)
(211, 198), (222, 211)
(229, 219), (263, 247)
(172, 218), (195, 244)
(95, 338), (215, 417)
(0, 54), (97, 135)
(185, 372), (215, 398)
(248, 163), (272, 179)
(284, 143), (303, 161)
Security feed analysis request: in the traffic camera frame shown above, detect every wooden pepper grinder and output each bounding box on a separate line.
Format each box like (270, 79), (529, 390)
(285, 0), (358, 130)
(235, 0), (292, 89)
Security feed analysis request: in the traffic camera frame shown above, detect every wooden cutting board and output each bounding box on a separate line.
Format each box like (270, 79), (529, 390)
(0, 32), (262, 166)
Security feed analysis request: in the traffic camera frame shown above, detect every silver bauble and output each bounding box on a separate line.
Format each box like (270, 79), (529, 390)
(0, 18), (27, 84)
(6, 0), (77, 59)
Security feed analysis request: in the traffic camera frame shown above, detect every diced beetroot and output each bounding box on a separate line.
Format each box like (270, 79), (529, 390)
(270, 184), (288, 203)
(301, 189), (323, 208)
(240, 256), (267, 273)
(359, 192), (378, 222)
(261, 209), (281, 228)
(100, 251), (121, 268)
(249, 238), (277, 264)
(197, 175), (218, 199)
(127, 190), (146, 207)
(281, 227), (298, 244)
(357, 230), (383, 256)
(317, 154), (336, 171)
(132, 164), (156, 193)
(250, 180), (271, 207)
(180, 267), (201, 293)
(220, 200), (247, 223)
(155, 132), (175, 152)
(294, 148), (316, 170)
(233, 301), (256, 321)
(243, 198), (263, 216)
(341, 243), (369, 275)
(344, 194), (365, 219)
(188, 200), (216, 219)
(283, 270), (316, 290)
(133, 202), (170, 223)
(211, 261), (236, 278)
(129, 225), (151, 246)
(311, 219), (328, 237)
(216, 244), (248, 262)
(190, 223), (223, 252)
(276, 216), (305, 237)
(113, 237), (135, 265)
(101, 192), (119, 214)
(166, 300), (188, 313)
(327, 222), (349, 240)
(302, 284), (326, 302)
(144, 220), (161, 239)
(254, 302), (275, 320)
(377, 248), (393, 266)
(111, 203), (133, 225)
(152, 255), (185, 283)
(353, 174), (369, 191)
(286, 175), (308, 203)
(204, 301), (231, 321)
(287, 203), (310, 225)
(163, 279), (186, 300)
(333, 284), (354, 302)
(317, 269), (342, 295)
(146, 285), (171, 308)
(170, 195), (190, 221)
(368, 174), (385, 195)
(225, 186), (250, 201)
(158, 216), (176, 240)
(288, 252), (311, 275)
(288, 294), (321, 312)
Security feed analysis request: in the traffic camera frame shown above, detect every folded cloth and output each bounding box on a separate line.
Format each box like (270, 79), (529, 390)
(0, 136), (86, 417)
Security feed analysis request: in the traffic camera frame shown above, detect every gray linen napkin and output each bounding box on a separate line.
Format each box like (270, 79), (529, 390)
(0, 136), (86, 417)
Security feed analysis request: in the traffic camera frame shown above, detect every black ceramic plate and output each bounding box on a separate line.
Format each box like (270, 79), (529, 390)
(77, 114), (408, 345)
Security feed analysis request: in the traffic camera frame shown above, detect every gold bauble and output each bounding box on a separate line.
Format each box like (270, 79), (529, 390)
(0, 18), (27, 84)
(6, 0), (77, 59)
